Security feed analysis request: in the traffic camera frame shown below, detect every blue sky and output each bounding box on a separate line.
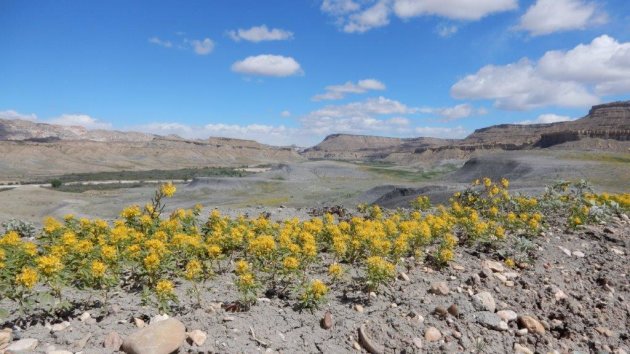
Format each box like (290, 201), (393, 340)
(1, 0), (629, 146)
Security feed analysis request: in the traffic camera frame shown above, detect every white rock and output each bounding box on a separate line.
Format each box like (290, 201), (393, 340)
(424, 327), (441, 342)
(472, 291), (496, 313)
(187, 330), (207, 346)
(573, 251), (585, 258)
(482, 260), (505, 272)
(514, 343), (534, 354)
(47, 350), (73, 354)
(151, 314), (170, 324)
(412, 337), (422, 349)
(497, 310), (517, 322)
(121, 318), (186, 354)
(554, 290), (568, 301)
(6, 338), (39, 352)
(51, 321), (70, 332)
(398, 272), (410, 281)
(79, 312), (91, 322)
(558, 247), (571, 256)
(134, 317), (146, 328)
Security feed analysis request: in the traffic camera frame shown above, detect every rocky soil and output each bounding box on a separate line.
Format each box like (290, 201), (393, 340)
(1, 213), (628, 354)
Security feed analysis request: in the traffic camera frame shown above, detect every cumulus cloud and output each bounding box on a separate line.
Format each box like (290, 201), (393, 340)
(415, 125), (468, 138)
(518, 114), (574, 125)
(393, 0), (517, 21)
(48, 114), (112, 130)
(188, 38), (214, 55)
(0, 110), (38, 121)
(281, 110), (291, 117)
(231, 54), (303, 77)
(343, 0), (391, 33)
(312, 79), (386, 101)
(451, 35), (630, 110)
(323, 0), (516, 33)
(517, 0), (607, 36)
(148, 37), (173, 48)
(420, 103), (487, 121)
(227, 25), (293, 42)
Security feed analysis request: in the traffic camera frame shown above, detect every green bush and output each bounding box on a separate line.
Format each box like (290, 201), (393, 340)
(51, 179), (63, 188)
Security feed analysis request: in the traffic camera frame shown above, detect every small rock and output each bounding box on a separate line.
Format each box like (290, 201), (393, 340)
(352, 341), (362, 350)
(514, 343), (534, 354)
(554, 290), (568, 301)
(595, 326), (613, 337)
(447, 304), (459, 317)
(6, 338), (38, 352)
(0, 330), (12, 347)
(103, 331), (124, 350)
(475, 311), (508, 331)
(573, 251), (585, 258)
(433, 306), (448, 319)
(321, 311), (333, 329)
(412, 337), (422, 349)
(482, 260), (505, 273)
(517, 315), (545, 335)
(494, 273), (508, 282)
(187, 330), (207, 346)
(497, 310), (517, 322)
(151, 314), (169, 324)
(47, 351), (72, 354)
(79, 312), (91, 322)
(558, 246), (571, 256)
(398, 272), (410, 281)
(358, 324), (384, 354)
(369, 292), (377, 300)
(424, 327), (442, 342)
(51, 321), (70, 332)
(354, 304), (364, 313)
(472, 291), (496, 313)
(223, 316), (235, 322)
(133, 317), (146, 328)
(429, 282), (450, 295)
(121, 318), (186, 354)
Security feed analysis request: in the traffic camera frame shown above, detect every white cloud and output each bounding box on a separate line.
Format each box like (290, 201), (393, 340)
(518, 114), (574, 125)
(393, 0), (517, 21)
(48, 114), (112, 130)
(227, 25), (293, 42)
(0, 110), (38, 121)
(420, 103), (487, 121)
(451, 35), (630, 110)
(436, 24), (458, 37)
(148, 37), (173, 48)
(517, 0), (607, 36)
(231, 54), (303, 77)
(281, 110), (291, 117)
(343, 0), (391, 33)
(323, 0), (517, 33)
(312, 78), (386, 101)
(321, 0), (360, 15)
(189, 38), (214, 55)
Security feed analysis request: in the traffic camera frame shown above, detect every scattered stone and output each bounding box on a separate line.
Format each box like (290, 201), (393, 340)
(369, 292), (377, 300)
(482, 260), (505, 273)
(398, 272), (410, 281)
(50, 321), (70, 332)
(358, 324), (384, 354)
(354, 304), (364, 313)
(497, 310), (517, 322)
(516, 328), (528, 336)
(424, 327), (442, 342)
(133, 317), (146, 328)
(48, 350), (72, 354)
(517, 315), (545, 335)
(475, 311), (508, 331)
(412, 337), (422, 349)
(321, 311), (333, 329)
(472, 291), (496, 313)
(558, 247), (572, 256)
(352, 341), (362, 351)
(514, 343), (534, 354)
(595, 327), (613, 337)
(433, 306), (448, 319)
(73, 333), (92, 351)
(429, 282), (450, 295)
(103, 331), (124, 350)
(151, 314), (169, 324)
(79, 311), (91, 322)
(0, 330), (12, 348)
(187, 330), (207, 346)
(6, 338), (39, 352)
(121, 318), (186, 354)
(554, 290), (568, 301)
(611, 247), (625, 255)
(447, 304), (459, 317)
(223, 316), (235, 322)
(573, 251), (585, 258)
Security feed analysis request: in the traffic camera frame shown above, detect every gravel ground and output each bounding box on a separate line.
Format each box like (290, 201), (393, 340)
(1, 213), (628, 354)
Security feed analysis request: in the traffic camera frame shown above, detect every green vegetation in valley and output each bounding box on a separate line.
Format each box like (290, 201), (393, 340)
(364, 164), (459, 182)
